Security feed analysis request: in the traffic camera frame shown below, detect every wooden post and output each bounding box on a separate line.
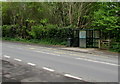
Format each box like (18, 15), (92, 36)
(98, 40), (101, 49)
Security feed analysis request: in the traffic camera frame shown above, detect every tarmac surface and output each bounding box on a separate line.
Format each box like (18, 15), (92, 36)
(1, 41), (119, 82)
(2, 59), (83, 83)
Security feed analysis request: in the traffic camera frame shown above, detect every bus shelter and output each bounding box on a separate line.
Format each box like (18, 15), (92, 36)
(72, 29), (100, 48)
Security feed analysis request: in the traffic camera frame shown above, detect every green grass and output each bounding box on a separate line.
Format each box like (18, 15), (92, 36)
(2, 37), (119, 53)
(2, 37), (67, 46)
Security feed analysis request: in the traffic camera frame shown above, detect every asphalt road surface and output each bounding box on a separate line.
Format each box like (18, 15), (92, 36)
(2, 59), (83, 83)
(2, 41), (119, 82)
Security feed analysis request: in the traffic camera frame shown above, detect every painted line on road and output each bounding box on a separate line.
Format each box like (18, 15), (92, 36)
(35, 50), (118, 66)
(29, 48), (35, 49)
(64, 74), (82, 80)
(4, 55), (10, 58)
(35, 50), (46, 53)
(14, 58), (22, 62)
(35, 50), (61, 56)
(49, 53), (57, 56)
(35, 51), (41, 52)
(56, 54), (61, 56)
(46, 53), (51, 54)
(43, 67), (55, 72)
(27, 63), (36, 66)
(54, 51), (62, 54)
(47, 53), (61, 56)
(70, 54), (79, 56)
(76, 58), (119, 66)
(35, 51), (46, 53)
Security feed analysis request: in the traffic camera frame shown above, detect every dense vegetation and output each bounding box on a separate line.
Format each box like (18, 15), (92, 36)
(2, 2), (120, 52)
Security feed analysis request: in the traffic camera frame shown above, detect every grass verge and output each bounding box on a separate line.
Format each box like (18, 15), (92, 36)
(2, 37), (67, 47)
(2, 37), (119, 53)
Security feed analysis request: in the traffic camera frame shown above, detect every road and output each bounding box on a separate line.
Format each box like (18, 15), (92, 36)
(2, 41), (118, 82)
(2, 59), (83, 82)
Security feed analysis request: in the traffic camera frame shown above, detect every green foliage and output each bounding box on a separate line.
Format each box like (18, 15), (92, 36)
(2, 25), (29, 39)
(2, 24), (73, 46)
(26, 19), (35, 23)
(92, 2), (120, 51)
(92, 3), (120, 29)
(110, 42), (120, 52)
(2, 2), (120, 51)
(3, 37), (67, 46)
(2, 25), (11, 37)
(2, 25), (19, 37)
(92, 3), (120, 34)
(29, 25), (44, 39)
(40, 19), (48, 24)
(29, 24), (73, 40)
(2, 2), (96, 27)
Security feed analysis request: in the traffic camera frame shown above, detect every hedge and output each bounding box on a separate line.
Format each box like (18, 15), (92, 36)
(2, 24), (74, 41)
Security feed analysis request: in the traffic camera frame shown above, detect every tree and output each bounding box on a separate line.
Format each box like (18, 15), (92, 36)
(2, 2), (97, 28)
(92, 2), (120, 41)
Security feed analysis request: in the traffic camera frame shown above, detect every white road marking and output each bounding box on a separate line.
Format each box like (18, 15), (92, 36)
(46, 53), (51, 54)
(49, 53), (56, 55)
(4, 55), (10, 58)
(14, 58), (22, 62)
(76, 58), (119, 66)
(57, 55), (61, 56)
(48, 53), (61, 56)
(35, 49), (118, 66)
(35, 51), (41, 52)
(35, 51), (60, 56)
(35, 51), (46, 53)
(29, 48), (35, 49)
(27, 63), (36, 66)
(43, 67), (55, 72)
(70, 54), (79, 56)
(64, 74), (82, 80)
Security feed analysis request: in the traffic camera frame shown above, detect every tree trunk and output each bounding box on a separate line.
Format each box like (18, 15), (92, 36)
(69, 3), (73, 25)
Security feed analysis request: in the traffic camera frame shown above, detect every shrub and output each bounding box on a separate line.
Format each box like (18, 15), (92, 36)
(30, 24), (73, 40)
(29, 25), (45, 39)
(110, 42), (120, 52)
(2, 25), (19, 38)
(2, 24), (74, 45)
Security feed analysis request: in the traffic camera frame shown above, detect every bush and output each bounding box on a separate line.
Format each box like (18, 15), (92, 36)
(2, 25), (19, 38)
(110, 42), (120, 52)
(2, 24), (74, 46)
(29, 25), (44, 39)
(29, 25), (73, 40)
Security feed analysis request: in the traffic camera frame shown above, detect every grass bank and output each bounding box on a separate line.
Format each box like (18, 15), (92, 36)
(2, 37), (119, 53)
(2, 37), (67, 47)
